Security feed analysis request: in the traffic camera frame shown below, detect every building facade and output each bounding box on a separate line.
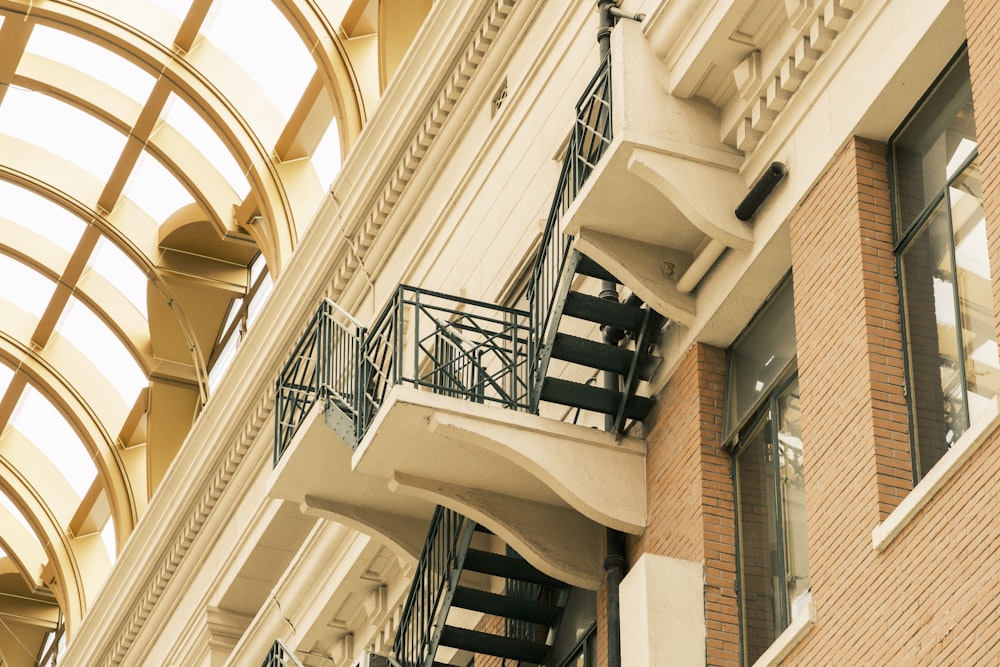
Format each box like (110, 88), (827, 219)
(0, 0), (998, 666)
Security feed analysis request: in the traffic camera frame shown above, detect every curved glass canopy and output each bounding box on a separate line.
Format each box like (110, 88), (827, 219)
(0, 0), (420, 659)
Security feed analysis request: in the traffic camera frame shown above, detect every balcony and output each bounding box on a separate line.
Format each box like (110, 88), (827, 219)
(269, 284), (651, 588)
(560, 19), (754, 327)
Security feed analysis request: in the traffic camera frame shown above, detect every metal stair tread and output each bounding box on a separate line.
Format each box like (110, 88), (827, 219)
(575, 254), (620, 282)
(539, 376), (654, 419)
(438, 626), (549, 664)
(562, 291), (645, 331)
(451, 585), (562, 625)
(551, 332), (656, 379)
(462, 549), (564, 586)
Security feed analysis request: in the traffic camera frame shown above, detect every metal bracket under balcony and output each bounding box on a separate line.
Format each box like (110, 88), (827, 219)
(561, 19), (755, 324)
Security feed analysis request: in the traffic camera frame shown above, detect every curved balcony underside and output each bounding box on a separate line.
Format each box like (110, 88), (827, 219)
(270, 385), (646, 589)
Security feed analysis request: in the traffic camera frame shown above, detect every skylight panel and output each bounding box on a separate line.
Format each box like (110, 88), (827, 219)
(313, 118), (343, 191)
(0, 181), (85, 252)
(11, 387), (97, 499)
(0, 493), (34, 536)
(56, 298), (146, 405)
(101, 517), (117, 562)
(163, 94), (250, 198)
(25, 25), (156, 105)
(149, 0), (193, 20)
(0, 88), (127, 183)
(0, 255), (56, 319)
(121, 150), (195, 224)
(88, 237), (148, 318)
(0, 364), (12, 398)
(202, 0), (316, 120)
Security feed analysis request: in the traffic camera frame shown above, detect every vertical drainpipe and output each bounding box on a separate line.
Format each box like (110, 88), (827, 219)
(597, 5), (625, 667)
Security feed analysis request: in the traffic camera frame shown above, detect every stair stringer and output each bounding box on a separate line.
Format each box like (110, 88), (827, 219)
(531, 247), (585, 413)
(390, 472), (604, 589)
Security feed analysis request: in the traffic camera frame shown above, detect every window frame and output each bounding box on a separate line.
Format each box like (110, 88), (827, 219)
(888, 44), (989, 484)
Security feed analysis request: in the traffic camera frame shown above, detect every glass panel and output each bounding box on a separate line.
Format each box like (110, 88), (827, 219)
(0, 364), (12, 397)
(202, 0), (316, 120)
(893, 51), (976, 237)
(951, 161), (999, 423)
(0, 255), (56, 319)
(12, 387), (98, 499)
(900, 201), (965, 477)
(0, 88), (127, 182)
(121, 150), (195, 224)
(25, 25), (156, 105)
(56, 297), (146, 405)
(88, 237), (148, 318)
(776, 379), (809, 620)
(162, 94), (250, 198)
(313, 118), (343, 191)
(736, 417), (783, 664)
(149, 0), (193, 19)
(246, 273), (273, 327)
(0, 492), (35, 535)
(100, 518), (116, 562)
(0, 181), (86, 253)
(725, 280), (796, 437)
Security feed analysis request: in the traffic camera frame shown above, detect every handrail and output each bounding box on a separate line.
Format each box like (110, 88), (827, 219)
(528, 53), (613, 404)
(259, 639), (306, 667)
(275, 287), (531, 465)
(274, 299), (365, 464)
(274, 57), (614, 463)
(393, 506), (474, 667)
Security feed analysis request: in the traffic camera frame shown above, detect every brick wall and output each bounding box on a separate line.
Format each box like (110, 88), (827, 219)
(965, 0), (1000, 344)
(613, 343), (737, 667)
(777, 132), (1000, 663)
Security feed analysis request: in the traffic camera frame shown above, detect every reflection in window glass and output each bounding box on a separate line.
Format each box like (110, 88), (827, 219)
(0, 255), (56, 319)
(202, 0), (315, 120)
(11, 387), (98, 499)
(88, 237), (148, 318)
(735, 378), (808, 665)
(25, 25), (156, 105)
(162, 94), (250, 198)
(0, 181), (85, 253)
(0, 88), (126, 182)
(56, 298), (146, 405)
(893, 49), (996, 481)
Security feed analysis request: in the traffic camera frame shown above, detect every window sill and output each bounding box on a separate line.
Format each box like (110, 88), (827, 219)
(872, 396), (1000, 552)
(750, 599), (816, 667)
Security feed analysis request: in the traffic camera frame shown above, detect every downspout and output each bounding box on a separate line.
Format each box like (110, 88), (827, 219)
(597, 4), (624, 667)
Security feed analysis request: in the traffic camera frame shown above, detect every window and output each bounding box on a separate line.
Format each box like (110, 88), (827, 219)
(726, 279), (809, 665)
(892, 47), (999, 482)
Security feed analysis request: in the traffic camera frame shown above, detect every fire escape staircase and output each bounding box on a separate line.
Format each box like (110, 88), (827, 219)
(394, 507), (567, 667)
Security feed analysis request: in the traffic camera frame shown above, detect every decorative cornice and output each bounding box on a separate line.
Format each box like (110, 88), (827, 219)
(728, 0), (864, 152)
(74, 2), (520, 664)
(327, 0), (517, 302)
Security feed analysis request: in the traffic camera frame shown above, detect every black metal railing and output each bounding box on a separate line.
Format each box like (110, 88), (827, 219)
(274, 299), (365, 464)
(259, 640), (305, 667)
(274, 56), (614, 464)
(275, 287), (531, 465)
(393, 506), (473, 667)
(360, 285), (531, 435)
(528, 54), (613, 402)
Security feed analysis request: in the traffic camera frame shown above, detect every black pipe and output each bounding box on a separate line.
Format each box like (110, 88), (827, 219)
(605, 529), (627, 667)
(734, 161), (787, 221)
(597, 6), (626, 667)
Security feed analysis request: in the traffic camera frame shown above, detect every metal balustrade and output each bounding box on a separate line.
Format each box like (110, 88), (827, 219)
(274, 299), (365, 464)
(259, 640), (306, 667)
(392, 506), (473, 667)
(275, 286), (531, 464)
(528, 53), (613, 406)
